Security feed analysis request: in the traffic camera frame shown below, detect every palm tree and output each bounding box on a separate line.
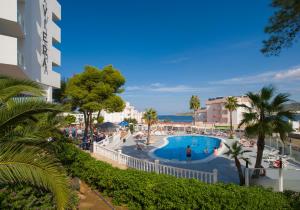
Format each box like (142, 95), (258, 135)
(143, 108), (157, 145)
(225, 96), (238, 138)
(239, 85), (294, 175)
(0, 76), (70, 209)
(224, 141), (251, 185)
(189, 95), (200, 125)
(0, 76), (43, 103)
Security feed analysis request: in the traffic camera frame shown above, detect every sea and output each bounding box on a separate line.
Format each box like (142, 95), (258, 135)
(158, 115), (193, 123)
(158, 114), (300, 123)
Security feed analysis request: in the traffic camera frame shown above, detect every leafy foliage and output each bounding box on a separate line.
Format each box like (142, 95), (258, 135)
(124, 118), (138, 125)
(0, 76), (44, 103)
(53, 78), (67, 103)
(55, 142), (297, 210)
(65, 65), (126, 138)
(65, 114), (76, 125)
(262, 0), (300, 55)
(0, 184), (55, 209)
(224, 142), (251, 185)
(189, 95), (200, 111)
(0, 76), (72, 209)
(189, 95), (200, 125)
(239, 85), (294, 169)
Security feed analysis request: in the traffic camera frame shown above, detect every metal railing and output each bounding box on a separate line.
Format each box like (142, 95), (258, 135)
(93, 142), (218, 184)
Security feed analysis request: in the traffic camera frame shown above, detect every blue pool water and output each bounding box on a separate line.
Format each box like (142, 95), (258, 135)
(153, 136), (221, 161)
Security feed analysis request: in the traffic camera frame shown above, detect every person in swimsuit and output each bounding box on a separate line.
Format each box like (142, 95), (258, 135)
(186, 145), (192, 161)
(213, 147), (218, 156)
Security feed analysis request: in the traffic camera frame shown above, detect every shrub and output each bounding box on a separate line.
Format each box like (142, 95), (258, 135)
(0, 183), (79, 209)
(55, 143), (298, 210)
(0, 185), (55, 209)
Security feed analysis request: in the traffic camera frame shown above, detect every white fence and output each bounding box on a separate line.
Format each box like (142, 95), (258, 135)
(93, 142), (218, 184)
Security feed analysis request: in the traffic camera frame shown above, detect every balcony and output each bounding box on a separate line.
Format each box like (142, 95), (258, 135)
(52, 0), (61, 21)
(0, 18), (24, 38)
(51, 46), (61, 66)
(50, 22), (61, 44)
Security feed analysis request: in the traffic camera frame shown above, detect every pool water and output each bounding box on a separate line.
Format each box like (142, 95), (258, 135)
(153, 135), (221, 161)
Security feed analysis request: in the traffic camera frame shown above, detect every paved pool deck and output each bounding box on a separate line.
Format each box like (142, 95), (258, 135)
(113, 134), (300, 185)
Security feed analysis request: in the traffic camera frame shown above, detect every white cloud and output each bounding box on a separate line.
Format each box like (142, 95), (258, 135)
(211, 66), (300, 85)
(126, 83), (212, 93)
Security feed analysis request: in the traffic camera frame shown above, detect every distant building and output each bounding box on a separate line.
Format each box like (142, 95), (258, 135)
(196, 96), (251, 128)
(64, 102), (143, 125)
(100, 102), (143, 123)
(0, 0), (61, 102)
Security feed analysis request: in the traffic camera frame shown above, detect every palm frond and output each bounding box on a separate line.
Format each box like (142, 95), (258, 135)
(0, 143), (70, 209)
(0, 76), (44, 103)
(0, 100), (63, 133)
(260, 85), (275, 101)
(270, 92), (290, 110)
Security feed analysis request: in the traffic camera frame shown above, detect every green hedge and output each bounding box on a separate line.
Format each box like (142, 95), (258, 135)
(56, 143), (295, 210)
(0, 183), (79, 210)
(0, 185), (55, 209)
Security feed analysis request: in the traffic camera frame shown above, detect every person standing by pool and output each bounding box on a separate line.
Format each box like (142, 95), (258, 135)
(186, 145), (192, 161)
(214, 147), (218, 156)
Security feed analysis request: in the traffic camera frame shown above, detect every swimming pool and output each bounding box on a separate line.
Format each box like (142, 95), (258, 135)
(152, 135), (221, 162)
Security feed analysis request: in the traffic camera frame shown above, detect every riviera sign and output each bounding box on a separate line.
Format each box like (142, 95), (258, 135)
(42, 0), (48, 74)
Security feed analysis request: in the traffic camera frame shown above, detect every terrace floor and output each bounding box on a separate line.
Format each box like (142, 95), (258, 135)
(111, 134), (300, 188)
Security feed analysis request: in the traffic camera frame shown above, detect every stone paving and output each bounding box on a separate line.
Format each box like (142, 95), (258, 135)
(114, 134), (300, 186)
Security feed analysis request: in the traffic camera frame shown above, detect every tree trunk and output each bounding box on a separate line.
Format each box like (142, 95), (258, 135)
(229, 110), (233, 138)
(97, 110), (101, 120)
(234, 157), (245, 186)
(83, 111), (88, 140)
(146, 123), (151, 145)
(193, 110), (196, 126)
(253, 134), (265, 177)
(89, 111), (94, 144)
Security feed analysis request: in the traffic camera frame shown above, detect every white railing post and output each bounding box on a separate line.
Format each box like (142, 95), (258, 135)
(278, 168), (283, 192)
(117, 149), (122, 164)
(245, 168), (249, 186)
(93, 142), (97, 153)
(212, 169), (218, 183)
(154, 160), (159, 174)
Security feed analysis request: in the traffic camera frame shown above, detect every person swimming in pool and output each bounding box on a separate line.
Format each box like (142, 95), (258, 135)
(204, 147), (208, 154)
(186, 145), (192, 161)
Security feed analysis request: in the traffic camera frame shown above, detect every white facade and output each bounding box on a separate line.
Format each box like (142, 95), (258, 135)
(64, 102), (143, 125)
(100, 102), (143, 123)
(0, 0), (61, 101)
(197, 96), (251, 127)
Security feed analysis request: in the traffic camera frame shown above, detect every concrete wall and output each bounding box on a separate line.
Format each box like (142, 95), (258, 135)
(0, 35), (17, 65)
(0, 0), (61, 100)
(0, 0), (17, 22)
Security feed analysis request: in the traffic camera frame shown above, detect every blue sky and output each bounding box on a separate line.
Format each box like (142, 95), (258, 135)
(57, 0), (300, 114)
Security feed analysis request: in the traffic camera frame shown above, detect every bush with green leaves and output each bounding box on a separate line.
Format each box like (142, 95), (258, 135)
(56, 143), (298, 210)
(0, 184), (79, 210)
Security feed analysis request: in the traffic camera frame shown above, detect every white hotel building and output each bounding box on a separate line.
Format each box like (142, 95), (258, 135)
(196, 96), (251, 128)
(65, 102), (144, 125)
(0, 0), (61, 101)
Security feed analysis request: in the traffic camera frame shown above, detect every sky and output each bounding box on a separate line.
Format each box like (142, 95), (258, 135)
(57, 0), (300, 114)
